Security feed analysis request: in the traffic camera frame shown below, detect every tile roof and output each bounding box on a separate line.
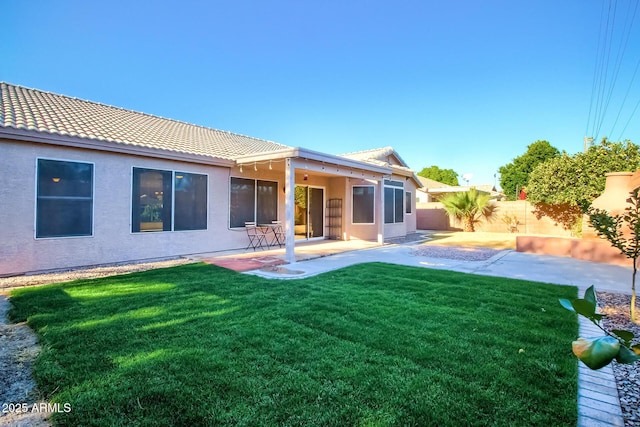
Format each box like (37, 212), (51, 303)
(340, 146), (411, 169)
(0, 82), (291, 160)
(417, 176), (452, 188)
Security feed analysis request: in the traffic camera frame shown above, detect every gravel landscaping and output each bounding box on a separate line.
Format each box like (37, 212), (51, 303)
(598, 292), (640, 427)
(0, 258), (193, 292)
(412, 245), (502, 261)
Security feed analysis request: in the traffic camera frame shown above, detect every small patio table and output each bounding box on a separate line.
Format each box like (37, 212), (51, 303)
(258, 222), (285, 248)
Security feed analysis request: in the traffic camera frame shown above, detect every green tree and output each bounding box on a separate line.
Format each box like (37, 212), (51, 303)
(440, 188), (497, 232)
(417, 165), (459, 186)
(499, 140), (560, 200)
(528, 139), (640, 211)
(589, 188), (640, 323)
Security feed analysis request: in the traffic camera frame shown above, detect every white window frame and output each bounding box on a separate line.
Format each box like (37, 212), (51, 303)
(384, 179), (405, 224)
(351, 185), (375, 224)
(228, 177), (280, 229)
(131, 167), (209, 233)
(35, 157), (95, 239)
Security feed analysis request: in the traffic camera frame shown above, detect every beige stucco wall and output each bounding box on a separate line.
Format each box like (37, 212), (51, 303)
(1, 140), (417, 275)
(1, 140), (252, 275)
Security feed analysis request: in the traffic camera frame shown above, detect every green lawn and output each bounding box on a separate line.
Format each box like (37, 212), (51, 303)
(9, 262), (578, 426)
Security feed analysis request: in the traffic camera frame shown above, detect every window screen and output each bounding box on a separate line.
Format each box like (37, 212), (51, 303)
(36, 159), (93, 238)
(352, 186), (374, 223)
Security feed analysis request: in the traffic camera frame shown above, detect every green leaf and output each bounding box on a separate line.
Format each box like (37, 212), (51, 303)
(559, 299), (575, 312)
(571, 299), (597, 318)
(616, 346), (640, 364)
(583, 286), (597, 306)
(572, 336), (620, 370)
(611, 329), (634, 345)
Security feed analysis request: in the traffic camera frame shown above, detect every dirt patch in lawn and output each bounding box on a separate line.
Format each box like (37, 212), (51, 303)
(0, 296), (50, 426)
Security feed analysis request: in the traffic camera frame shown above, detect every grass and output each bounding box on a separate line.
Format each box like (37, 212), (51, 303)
(9, 262), (578, 426)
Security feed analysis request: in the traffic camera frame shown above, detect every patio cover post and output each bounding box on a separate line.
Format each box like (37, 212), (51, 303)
(285, 158), (296, 263)
(377, 178), (384, 244)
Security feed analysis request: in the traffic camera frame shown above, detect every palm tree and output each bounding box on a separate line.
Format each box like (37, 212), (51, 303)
(440, 189), (497, 232)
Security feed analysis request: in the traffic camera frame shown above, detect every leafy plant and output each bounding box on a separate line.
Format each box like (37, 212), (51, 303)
(499, 140), (560, 200)
(141, 203), (162, 222)
(588, 188), (640, 323)
(560, 286), (639, 370)
(440, 188), (497, 232)
(501, 213), (520, 233)
(417, 165), (460, 186)
(528, 139), (640, 212)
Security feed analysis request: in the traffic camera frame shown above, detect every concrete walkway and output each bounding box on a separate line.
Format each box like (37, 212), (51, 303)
(243, 244), (631, 427)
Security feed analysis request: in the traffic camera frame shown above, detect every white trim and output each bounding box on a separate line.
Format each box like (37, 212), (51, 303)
(236, 147), (391, 175)
(34, 157), (95, 240)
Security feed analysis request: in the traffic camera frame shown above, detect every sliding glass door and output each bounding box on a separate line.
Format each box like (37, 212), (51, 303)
(294, 186), (324, 239)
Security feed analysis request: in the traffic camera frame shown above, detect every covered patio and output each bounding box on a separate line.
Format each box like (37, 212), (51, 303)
(233, 147), (419, 263)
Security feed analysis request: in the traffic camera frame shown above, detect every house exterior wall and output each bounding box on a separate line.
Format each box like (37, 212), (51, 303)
(1, 140), (242, 276)
(1, 139), (418, 275)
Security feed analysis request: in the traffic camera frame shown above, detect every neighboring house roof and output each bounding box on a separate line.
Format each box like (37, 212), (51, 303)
(417, 176), (452, 189)
(0, 82), (291, 161)
(424, 184), (504, 201)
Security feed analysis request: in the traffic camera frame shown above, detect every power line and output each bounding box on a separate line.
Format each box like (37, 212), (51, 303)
(586, 0), (640, 143)
(592, 0), (617, 140)
(586, 0), (609, 138)
(605, 0), (639, 137)
(618, 93), (640, 140)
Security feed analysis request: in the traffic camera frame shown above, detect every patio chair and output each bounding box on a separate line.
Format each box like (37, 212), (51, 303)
(271, 221), (285, 247)
(245, 222), (267, 251)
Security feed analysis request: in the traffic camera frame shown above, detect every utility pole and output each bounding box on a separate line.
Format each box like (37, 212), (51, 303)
(584, 136), (594, 152)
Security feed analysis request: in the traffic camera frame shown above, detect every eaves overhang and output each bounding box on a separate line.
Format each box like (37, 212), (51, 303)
(235, 147), (391, 175)
(0, 126), (235, 168)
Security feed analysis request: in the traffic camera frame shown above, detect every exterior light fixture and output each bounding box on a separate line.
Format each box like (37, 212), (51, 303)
(269, 160), (272, 170)
(303, 173), (308, 181)
(52, 177), (61, 183)
(254, 163), (257, 171)
(239, 164), (243, 173)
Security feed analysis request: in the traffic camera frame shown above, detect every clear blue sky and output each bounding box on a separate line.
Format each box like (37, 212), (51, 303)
(3, 1), (640, 188)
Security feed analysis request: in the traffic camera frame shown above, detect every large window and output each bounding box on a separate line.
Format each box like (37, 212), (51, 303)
(132, 168), (207, 232)
(174, 172), (208, 230)
(384, 179), (404, 224)
(352, 186), (375, 224)
(230, 177), (278, 227)
(36, 159), (94, 238)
